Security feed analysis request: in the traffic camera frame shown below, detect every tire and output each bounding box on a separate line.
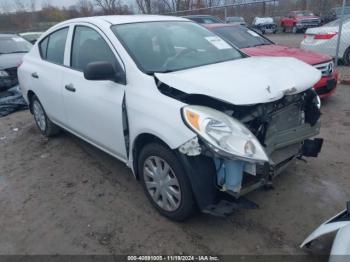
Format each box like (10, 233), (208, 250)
(31, 95), (61, 137)
(138, 142), (196, 221)
(343, 47), (350, 65)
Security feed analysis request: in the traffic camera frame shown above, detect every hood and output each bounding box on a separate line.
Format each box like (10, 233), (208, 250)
(155, 56), (321, 106)
(0, 53), (25, 70)
(242, 44), (331, 65)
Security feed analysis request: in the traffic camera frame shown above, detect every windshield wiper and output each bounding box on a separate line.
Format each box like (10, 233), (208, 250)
(157, 69), (175, 73)
(6, 51), (28, 54)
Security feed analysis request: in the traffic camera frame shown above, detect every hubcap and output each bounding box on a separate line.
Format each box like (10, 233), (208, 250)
(143, 156), (181, 212)
(33, 101), (46, 132)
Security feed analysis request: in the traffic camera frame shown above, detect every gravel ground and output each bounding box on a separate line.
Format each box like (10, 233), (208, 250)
(0, 34), (349, 258)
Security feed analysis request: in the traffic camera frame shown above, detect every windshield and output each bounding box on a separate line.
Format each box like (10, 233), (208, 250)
(0, 36), (32, 54)
(211, 26), (272, 48)
(112, 21), (242, 73)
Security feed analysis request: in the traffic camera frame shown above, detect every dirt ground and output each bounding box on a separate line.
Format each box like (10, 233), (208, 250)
(0, 34), (349, 257)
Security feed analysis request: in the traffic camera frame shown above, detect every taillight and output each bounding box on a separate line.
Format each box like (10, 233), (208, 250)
(314, 32), (337, 40)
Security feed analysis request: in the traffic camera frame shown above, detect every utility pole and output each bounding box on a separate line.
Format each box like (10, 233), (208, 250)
(335, 0), (346, 66)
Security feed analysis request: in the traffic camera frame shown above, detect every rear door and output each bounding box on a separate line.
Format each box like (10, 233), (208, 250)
(29, 27), (70, 124)
(61, 24), (127, 160)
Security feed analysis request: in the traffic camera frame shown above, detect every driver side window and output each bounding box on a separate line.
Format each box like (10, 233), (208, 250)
(70, 26), (121, 72)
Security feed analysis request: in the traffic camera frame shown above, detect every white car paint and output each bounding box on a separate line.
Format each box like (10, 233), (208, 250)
(18, 15), (323, 218)
(300, 19), (350, 59)
(18, 15), (321, 172)
(301, 208), (350, 261)
(252, 17), (274, 25)
(19, 16), (197, 167)
(156, 56), (321, 105)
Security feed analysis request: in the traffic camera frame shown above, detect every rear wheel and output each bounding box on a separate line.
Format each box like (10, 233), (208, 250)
(138, 142), (196, 221)
(343, 47), (350, 65)
(31, 95), (60, 137)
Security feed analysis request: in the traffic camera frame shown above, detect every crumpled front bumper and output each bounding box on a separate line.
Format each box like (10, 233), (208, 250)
(313, 69), (339, 98)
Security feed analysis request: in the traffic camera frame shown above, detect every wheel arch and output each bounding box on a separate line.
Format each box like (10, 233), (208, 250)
(131, 132), (218, 212)
(27, 90), (36, 114)
(131, 132), (171, 179)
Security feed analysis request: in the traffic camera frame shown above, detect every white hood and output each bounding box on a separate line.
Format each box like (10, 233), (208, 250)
(155, 57), (321, 105)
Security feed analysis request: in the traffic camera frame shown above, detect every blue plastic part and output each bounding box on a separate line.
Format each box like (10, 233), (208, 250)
(214, 159), (244, 193)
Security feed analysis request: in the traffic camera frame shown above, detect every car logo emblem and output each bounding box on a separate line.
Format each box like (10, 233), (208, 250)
(266, 86), (271, 93)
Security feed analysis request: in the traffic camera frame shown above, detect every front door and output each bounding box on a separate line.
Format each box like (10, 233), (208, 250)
(62, 25), (127, 160)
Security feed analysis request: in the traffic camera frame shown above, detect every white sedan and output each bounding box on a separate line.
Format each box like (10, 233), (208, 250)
(301, 16), (350, 65)
(19, 15), (323, 221)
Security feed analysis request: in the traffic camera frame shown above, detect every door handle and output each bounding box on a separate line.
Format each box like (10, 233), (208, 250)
(65, 84), (76, 92)
(31, 72), (39, 79)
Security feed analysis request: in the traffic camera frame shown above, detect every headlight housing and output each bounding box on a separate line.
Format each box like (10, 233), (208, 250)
(182, 105), (269, 163)
(0, 70), (9, 78)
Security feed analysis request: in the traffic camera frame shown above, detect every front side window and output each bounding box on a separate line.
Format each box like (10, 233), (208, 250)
(212, 26), (272, 49)
(71, 26), (120, 72)
(112, 21), (242, 73)
(39, 27), (69, 65)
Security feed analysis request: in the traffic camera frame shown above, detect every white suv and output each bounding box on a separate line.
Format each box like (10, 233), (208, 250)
(19, 15), (323, 221)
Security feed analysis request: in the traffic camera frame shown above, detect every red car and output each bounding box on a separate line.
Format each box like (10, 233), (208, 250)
(281, 11), (321, 33)
(205, 24), (338, 98)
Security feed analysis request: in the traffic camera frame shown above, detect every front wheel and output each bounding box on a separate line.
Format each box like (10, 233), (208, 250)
(138, 142), (196, 221)
(31, 95), (61, 137)
(343, 47), (350, 65)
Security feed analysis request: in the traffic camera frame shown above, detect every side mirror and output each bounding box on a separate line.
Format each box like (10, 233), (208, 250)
(84, 61), (126, 84)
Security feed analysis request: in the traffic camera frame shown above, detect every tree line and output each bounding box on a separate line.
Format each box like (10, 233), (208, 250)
(0, 0), (346, 32)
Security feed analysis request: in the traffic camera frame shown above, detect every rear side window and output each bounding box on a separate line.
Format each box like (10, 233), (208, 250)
(39, 27), (69, 65)
(71, 26), (120, 72)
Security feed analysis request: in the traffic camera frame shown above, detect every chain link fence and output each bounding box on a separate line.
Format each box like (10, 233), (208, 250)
(164, 0), (350, 66)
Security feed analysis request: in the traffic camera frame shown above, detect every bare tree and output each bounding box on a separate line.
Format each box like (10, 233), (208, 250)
(78, 0), (94, 16)
(30, 0), (36, 11)
(0, 0), (13, 13)
(94, 0), (120, 14)
(14, 0), (27, 12)
(136, 0), (152, 13)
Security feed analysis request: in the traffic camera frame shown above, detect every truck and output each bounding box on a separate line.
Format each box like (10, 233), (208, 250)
(281, 11), (321, 33)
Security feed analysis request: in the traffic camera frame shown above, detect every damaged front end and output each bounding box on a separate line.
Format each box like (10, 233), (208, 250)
(176, 85), (323, 215)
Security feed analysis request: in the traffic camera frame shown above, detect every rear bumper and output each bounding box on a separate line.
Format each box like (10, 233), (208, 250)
(313, 70), (338, 98)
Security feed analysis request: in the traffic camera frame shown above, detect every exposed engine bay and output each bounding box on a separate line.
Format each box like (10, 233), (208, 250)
(157, 78), (323, 198)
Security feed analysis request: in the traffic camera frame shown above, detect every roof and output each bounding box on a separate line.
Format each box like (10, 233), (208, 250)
(65, 15), (188, 25)
(183, 15), (217, 18)
(19, 32), (44, 36)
